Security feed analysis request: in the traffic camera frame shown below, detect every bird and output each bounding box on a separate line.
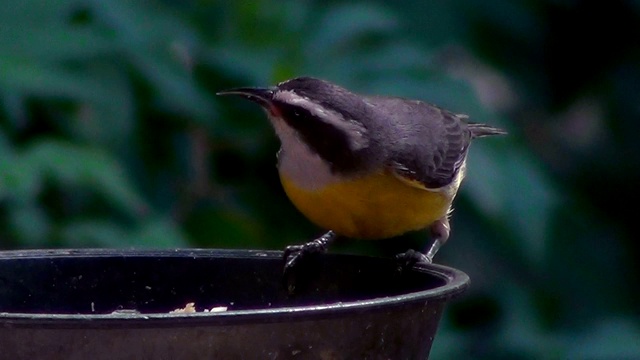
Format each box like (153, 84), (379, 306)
(217, 76), (505, 273)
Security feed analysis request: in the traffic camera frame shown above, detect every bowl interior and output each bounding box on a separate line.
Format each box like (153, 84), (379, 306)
(0, 249), (457, 315)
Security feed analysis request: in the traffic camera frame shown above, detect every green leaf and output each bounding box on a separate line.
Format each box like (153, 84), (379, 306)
(131, 50), (215, 121)
(205, 45), (277, 85)
(60, 220), (130, 248)
(465, 142), (558, 264)
(0, 58), (117, 102)
(0, 134), (42, 202)
(0, 91), (29, 131)
(24, 140), (147, 217)
(0, 25), (116, 62)
(59, 217), (188, 248)
(66, 64), (135, 148)
(129, 217), (189, 248)
(90, 0), (215, 122)
(90, 0), (197, 47)
(566, 319), (640, 359)
(183, 205), (262, 249)
(60, 217), (188, 248)
(8, 203), (51, 247)
(464, 0), (542, 42)
(308, 3), (399, 55)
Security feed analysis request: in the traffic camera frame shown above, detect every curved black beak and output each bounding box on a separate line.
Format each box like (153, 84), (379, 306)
(216, 87), (274, 107)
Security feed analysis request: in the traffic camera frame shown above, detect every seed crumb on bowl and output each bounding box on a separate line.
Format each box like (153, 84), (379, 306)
(170, 303), (228, 313)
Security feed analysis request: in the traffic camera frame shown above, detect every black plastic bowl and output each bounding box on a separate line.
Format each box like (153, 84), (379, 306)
(0, 249), (468, 360)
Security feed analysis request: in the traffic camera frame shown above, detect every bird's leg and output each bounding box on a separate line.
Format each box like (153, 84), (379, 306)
(425, 216), (450, 263)
(396, 216), (450, 269)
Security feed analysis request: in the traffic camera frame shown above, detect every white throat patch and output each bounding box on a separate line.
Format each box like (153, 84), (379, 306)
(267, 112), (338, 190)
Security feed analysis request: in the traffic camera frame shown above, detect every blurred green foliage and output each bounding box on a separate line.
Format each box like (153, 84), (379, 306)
(1, 0), (639, 358)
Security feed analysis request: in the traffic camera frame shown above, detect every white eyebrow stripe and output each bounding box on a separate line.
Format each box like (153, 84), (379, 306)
(273, 90), (369, 150)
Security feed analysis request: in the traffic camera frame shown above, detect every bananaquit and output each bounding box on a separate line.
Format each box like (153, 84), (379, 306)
(218, 77), (505, 270)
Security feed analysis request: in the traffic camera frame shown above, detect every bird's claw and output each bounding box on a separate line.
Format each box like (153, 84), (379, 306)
(283, 231), (336, 294)
(396, 249), (432, 273)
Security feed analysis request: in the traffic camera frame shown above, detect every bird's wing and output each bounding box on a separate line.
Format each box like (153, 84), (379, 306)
(371, 98), (472, 190)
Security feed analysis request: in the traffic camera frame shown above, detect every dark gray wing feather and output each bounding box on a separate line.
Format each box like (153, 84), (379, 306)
(392, 107), (470, 189)
(364, 97), (497, 189)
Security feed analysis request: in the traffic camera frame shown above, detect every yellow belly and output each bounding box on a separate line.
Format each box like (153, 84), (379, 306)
(279, 170), (452, 239)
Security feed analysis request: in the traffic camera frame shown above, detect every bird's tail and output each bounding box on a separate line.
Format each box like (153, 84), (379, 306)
(468, 123), (507, 138)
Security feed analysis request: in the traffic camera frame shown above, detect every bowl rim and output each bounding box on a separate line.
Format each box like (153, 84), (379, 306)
(0, 248), (469, 328)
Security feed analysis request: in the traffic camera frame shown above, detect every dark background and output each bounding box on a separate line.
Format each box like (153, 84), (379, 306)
(1, 0), (638, 358)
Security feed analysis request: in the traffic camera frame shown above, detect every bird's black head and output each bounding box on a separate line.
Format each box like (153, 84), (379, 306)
(218, 77), (372, 173)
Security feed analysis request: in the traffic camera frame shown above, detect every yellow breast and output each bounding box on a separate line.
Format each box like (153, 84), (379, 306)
(279, 170), (453, 239)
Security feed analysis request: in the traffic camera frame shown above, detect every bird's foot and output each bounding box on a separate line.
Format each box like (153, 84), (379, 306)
(395, 249), (432, 272)
(283, 231), (336, 294)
